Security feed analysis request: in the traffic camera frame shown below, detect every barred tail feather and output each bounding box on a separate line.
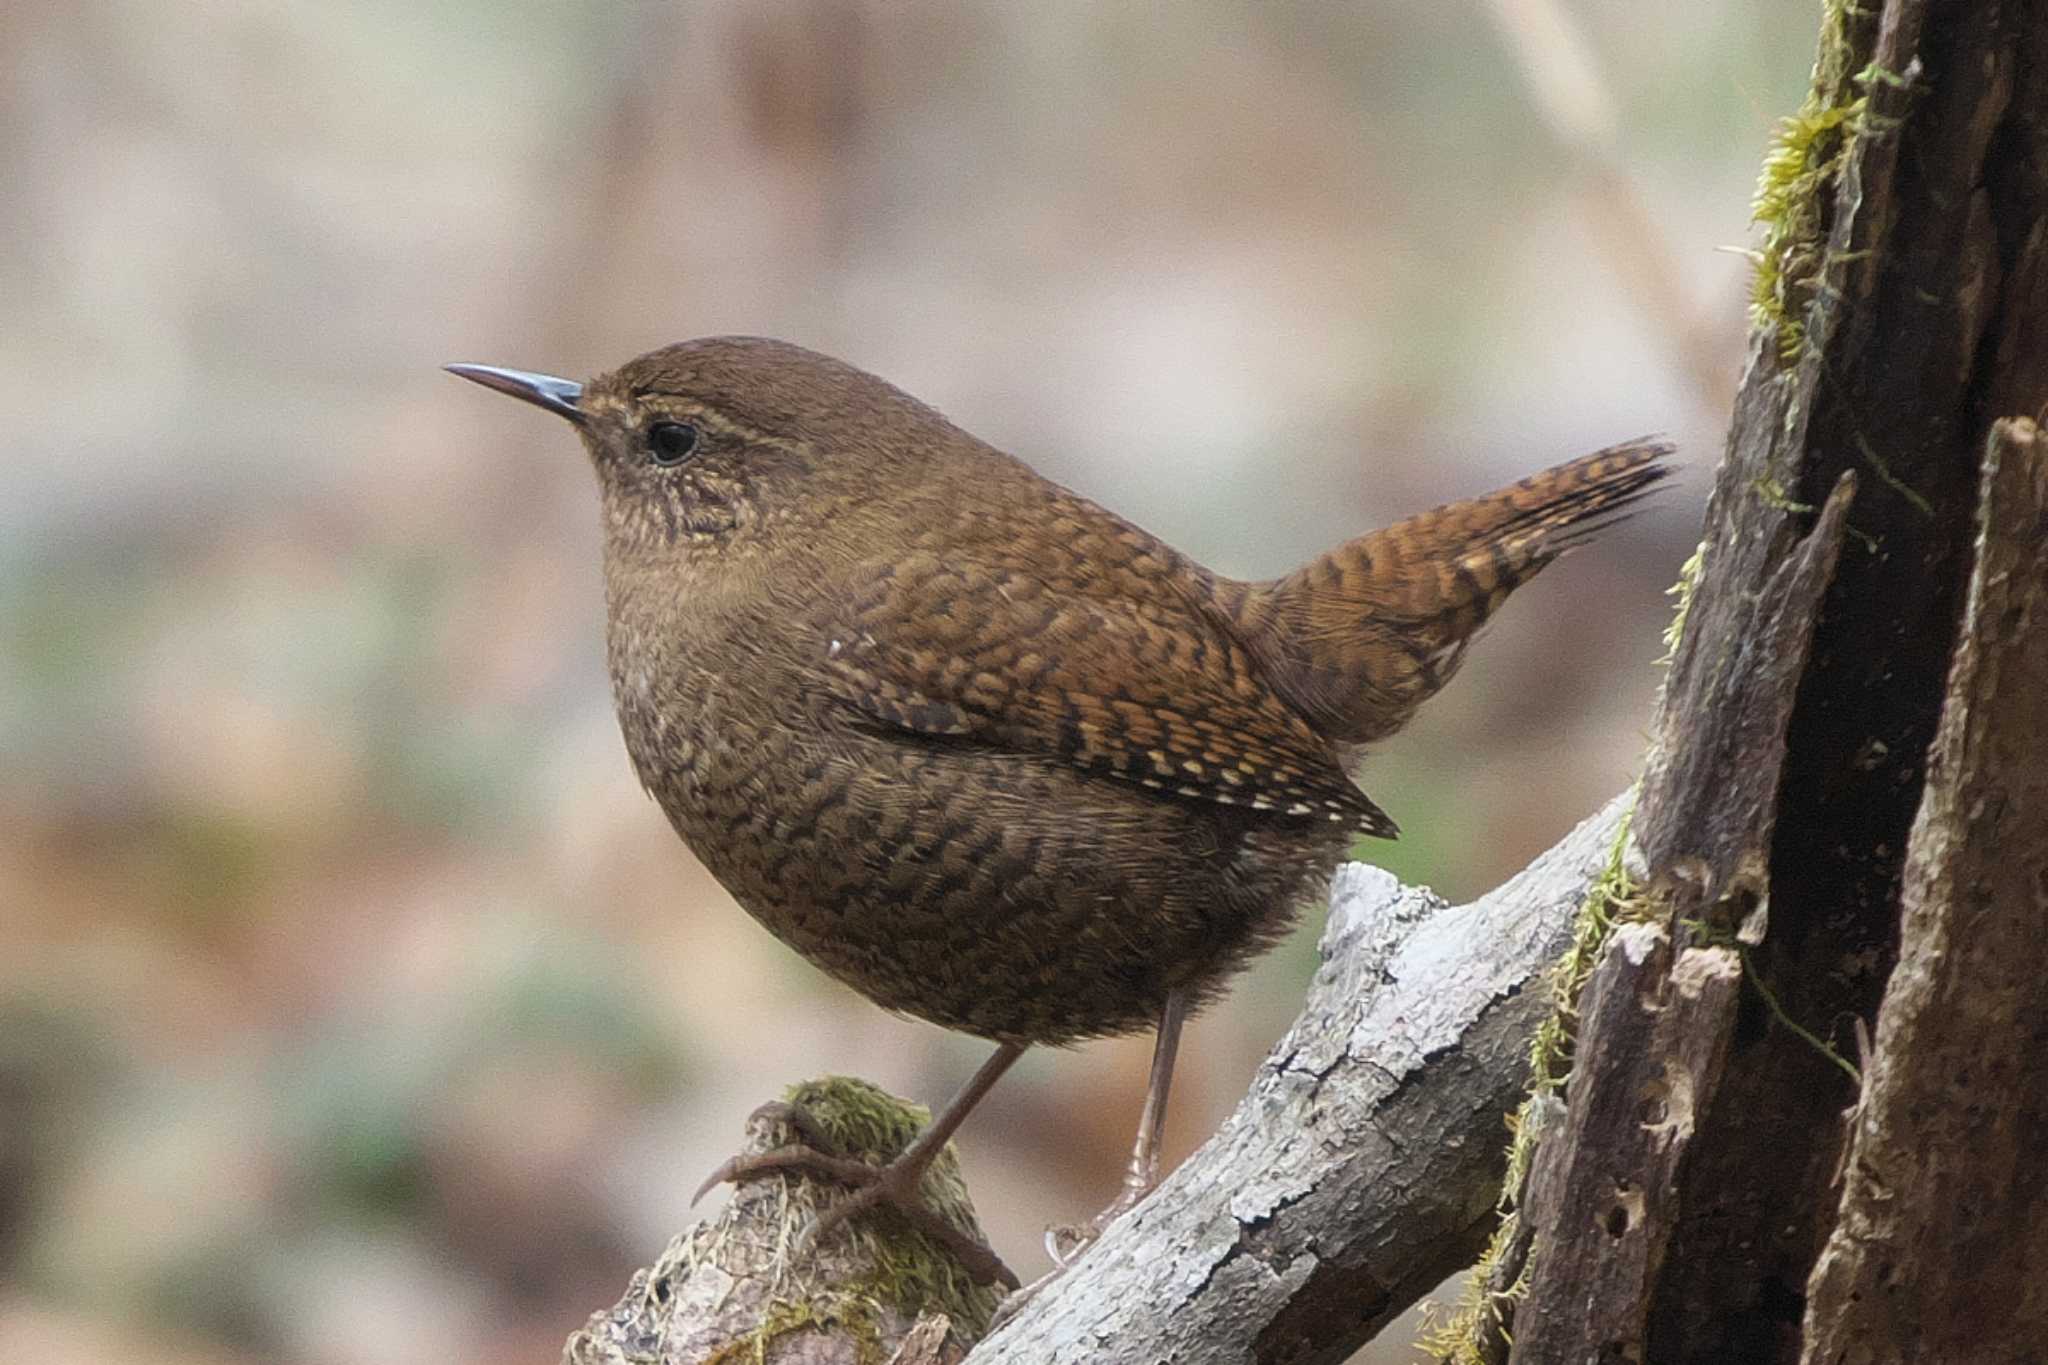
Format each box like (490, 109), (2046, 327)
(1219, 439), (1675, 745)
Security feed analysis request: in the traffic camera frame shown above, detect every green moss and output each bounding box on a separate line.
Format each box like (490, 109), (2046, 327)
(1740, 945), (1863, 1088)
(1512, 810), (1646, 1177)
(702, 1297), (885, 1365)
(1660, 541), (1708, 665)
(1754, 473), (1881, 553)
(1851, 434), (1935, 518)
(1748, 0), (1869, 364)
(780, 1077), (929, 1177)
(702, 1076), (1001, 1362)
(1751, 476), (1817, 517)
(779, 1077), (988, 1288)
(1415, 1206), (1518, 1365)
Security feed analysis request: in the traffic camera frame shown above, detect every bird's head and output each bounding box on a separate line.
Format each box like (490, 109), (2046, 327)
(448, 336), (968, 569)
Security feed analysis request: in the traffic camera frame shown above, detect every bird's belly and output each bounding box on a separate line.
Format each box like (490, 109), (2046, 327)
(648, 732), (1347, 1044)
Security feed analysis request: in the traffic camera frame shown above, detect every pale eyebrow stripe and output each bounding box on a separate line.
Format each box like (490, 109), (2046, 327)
(628, 399), (808, 457)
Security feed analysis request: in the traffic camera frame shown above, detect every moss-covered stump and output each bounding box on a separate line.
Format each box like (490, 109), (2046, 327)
(563, 1077), (1002, 1365)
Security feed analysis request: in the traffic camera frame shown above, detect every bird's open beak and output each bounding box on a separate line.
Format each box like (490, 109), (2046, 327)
(444, 363), (586, 424)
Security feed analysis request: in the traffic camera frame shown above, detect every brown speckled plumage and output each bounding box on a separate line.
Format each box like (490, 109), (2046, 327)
(478, 337), (1670, 1046)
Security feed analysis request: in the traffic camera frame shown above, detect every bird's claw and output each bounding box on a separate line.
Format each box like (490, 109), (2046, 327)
(800, 1163), (1019, 1289)
(1043, 1221), (1093, 1268)
(689, 1143), (884, 1207)
(690, 1098), (855, 1206)
(995, 1178), (1155, 1327)
(688, 1104), (1019, 1289)
(1042, 1177), (1149, 1267)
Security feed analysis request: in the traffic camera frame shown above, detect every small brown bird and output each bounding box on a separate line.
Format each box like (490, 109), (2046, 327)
(449, 338), (1668, 1288)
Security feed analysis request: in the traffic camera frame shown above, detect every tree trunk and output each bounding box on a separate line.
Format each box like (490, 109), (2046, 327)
(1801, 418), (2048, 1365)
(1497, 0), (2048, 1360)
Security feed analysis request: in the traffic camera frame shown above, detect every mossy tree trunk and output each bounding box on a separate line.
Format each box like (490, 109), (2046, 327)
(1493, 0), (2048, 1361)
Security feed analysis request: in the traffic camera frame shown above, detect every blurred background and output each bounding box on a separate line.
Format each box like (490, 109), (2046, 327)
(2, 2), (1816, 1361)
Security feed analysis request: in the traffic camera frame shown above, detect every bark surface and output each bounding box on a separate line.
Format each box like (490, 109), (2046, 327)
(1801, 419), (2048, 1365)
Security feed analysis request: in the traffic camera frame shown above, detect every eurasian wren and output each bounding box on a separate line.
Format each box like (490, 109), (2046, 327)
(449, 337), (1670, 1287)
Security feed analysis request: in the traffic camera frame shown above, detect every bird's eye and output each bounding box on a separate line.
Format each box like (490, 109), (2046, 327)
(648, 421), (700, 466)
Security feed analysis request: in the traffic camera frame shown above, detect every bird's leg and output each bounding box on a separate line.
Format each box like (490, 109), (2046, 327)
(1114, 984), (1189, 1217)
(1044, 986), (1191, 1268)
(692, 1041), (1026, 1288)
(994, 989), (1191, 1326)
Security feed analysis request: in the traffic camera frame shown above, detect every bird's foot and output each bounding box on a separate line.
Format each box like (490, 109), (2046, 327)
(989, 1177), (1157, 1329)
(692, 1100), (1019, 1290)
(1044, 1172), (1154, 1267)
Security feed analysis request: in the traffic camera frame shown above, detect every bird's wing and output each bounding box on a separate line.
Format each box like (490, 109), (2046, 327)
(810, 546), (1397, 837)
